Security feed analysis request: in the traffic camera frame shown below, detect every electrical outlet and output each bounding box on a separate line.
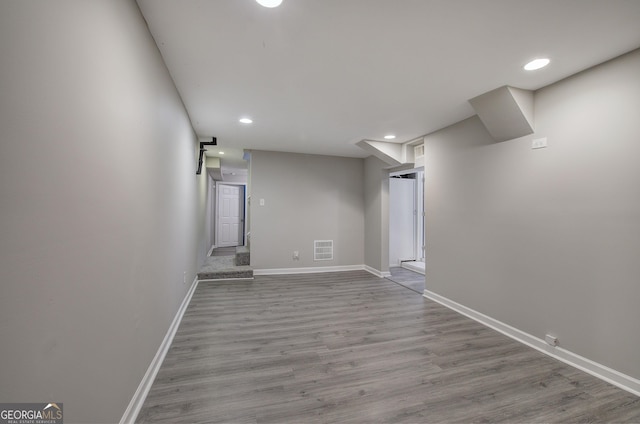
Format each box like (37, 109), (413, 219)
(293, 251), (299, 260)
(183, 271), (187, 284)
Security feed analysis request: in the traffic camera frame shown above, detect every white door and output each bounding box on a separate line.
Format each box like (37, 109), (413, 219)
(389, 177), (416, 266)
(217, 184), (244, 247)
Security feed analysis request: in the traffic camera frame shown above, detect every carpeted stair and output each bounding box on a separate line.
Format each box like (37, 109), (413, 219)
(197, 247), (253, 280)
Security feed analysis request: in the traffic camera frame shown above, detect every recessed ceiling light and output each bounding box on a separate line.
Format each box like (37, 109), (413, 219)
(524, 58), (550, 71)
(239, 118), (253, 124)
(218, 151), (225, 155)
(384, 135), (396, 140)
(256, 0), (283, 8)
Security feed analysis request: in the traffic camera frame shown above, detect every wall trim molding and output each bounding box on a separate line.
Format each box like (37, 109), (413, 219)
(197, 277), (254, 282)
(400, 261), (425, 275)
(254, 265), (365, 276)
(119, 276), (199, 424)
(207, 244), (216, 257)
(253, 265), (392, 278)
(423, 289), (640, 398)
(364, 265), (392, 278)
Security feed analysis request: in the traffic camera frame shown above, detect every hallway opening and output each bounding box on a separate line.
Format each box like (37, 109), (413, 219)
(389, 168), (425, 275)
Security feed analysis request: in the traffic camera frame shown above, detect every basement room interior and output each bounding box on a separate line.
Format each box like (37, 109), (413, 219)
(1, 1), (640, 423)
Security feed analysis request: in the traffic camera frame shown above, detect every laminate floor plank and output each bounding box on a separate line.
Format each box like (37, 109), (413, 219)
(136, 271), (640, 423)
(387, 267), (425, 293)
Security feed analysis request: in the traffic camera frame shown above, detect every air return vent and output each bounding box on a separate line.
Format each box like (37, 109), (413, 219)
(314, 240), (333, 261)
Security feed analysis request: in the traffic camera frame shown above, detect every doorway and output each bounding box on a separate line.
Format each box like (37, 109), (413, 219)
(216, 183), (246, 247)
(389, 169), (425, 273)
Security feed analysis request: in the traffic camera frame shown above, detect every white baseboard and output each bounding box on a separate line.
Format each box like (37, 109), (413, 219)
(364, 265), (392, 278)
(198, 277), (254, 282)
(207, 244), (216, 256)
(253, 265), (392, 278)
(423, 289), (640, 397)
(120, 276), (199, 424)
(401, 262), (425, 275)
(254, 265), (365, 276)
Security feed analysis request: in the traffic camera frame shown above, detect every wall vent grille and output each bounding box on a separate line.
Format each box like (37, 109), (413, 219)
(314, 240), (333, 261)
(414, 144), (424, 159)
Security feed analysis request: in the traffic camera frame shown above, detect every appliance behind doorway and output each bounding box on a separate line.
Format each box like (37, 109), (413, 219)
(389, 170), (425, 273)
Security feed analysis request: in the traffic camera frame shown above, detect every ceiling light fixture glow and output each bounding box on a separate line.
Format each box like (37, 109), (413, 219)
(384, 135), (396, 140)
(239, 118), (253, 124)
(218, 151), (225, 155)
(524, 58), (550, 71)
(256, 0), (283, 8)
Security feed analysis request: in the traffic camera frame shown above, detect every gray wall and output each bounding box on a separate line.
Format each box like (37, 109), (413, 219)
(364, 156), (390, 273)
(0, 1), (208, 422)
(250, 151), (364, 269)
(424, 49), (640, 379)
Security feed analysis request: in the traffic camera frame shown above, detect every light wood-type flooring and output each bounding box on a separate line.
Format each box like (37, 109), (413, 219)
(136, 271), (640, 423)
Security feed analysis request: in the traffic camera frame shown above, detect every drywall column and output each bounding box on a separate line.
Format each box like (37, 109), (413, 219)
(364, 156), (390, 275)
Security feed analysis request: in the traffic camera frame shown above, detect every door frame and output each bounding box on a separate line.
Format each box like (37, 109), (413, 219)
(214, 182), (248, 247)
(389, 167), (425, 264)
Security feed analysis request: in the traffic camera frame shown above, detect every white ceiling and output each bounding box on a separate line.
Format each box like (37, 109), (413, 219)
(137, 0), (640, 160)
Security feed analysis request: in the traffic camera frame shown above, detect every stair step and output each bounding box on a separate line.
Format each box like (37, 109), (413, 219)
(197, 256), (253, 280)
(235, 246), (250, 266)
(198, 269), (253, 280)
